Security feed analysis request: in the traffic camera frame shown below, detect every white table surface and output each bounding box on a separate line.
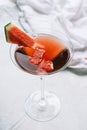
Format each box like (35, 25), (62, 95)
(0, 0), (87, 130)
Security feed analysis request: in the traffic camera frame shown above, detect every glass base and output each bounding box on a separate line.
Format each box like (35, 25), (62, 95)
(25, 91), (61, 122)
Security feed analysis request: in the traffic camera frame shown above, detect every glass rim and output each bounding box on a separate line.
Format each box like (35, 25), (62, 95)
(9, 32), (74, 75)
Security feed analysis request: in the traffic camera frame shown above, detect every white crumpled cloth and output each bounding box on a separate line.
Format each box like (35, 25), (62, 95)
(16, 0), (87, 74)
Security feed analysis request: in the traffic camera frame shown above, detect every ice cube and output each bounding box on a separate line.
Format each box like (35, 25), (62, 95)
(33, 48), (45, 58)
(29, 47), (45, 65)
(29, 57), (42, 65)
(38, 60), (54, 72)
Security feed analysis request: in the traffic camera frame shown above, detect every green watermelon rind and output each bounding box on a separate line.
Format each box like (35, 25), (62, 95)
(4, 23), (13, 42)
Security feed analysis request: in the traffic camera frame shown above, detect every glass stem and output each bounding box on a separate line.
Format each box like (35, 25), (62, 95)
(40, 76), (45, 100)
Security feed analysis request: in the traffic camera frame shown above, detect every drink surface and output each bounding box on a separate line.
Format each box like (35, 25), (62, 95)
(15, 35), (70, 75)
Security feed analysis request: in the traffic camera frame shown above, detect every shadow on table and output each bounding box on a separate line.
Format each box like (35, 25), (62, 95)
(66, 68), (87, 76)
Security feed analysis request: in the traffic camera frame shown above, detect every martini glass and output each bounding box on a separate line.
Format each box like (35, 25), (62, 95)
(9, 32), (73, 122)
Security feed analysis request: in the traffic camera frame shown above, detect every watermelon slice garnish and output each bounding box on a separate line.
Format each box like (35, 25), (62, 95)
(4, 23), (34, 47)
